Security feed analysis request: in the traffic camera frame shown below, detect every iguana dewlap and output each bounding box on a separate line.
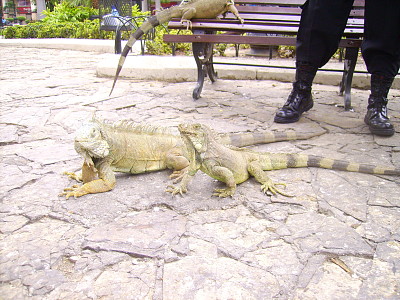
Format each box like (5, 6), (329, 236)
(61, 118), (325, 199)
(169, 123), (400, 197)
(109, 0), (244, 95)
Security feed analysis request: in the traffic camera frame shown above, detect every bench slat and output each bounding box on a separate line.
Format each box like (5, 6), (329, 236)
(235, 0), (365, 7)
(180, 15), (364, 28)
(167, 21), (364, 36)
(237, 6), (302, 14)
(235, 0), (305, 6)
(163, 34), (361, 48)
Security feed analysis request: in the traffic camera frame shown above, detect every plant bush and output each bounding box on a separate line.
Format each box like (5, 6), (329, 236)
(2, 20), (105, 39)
(146, 28), (191, 55)
(1, 3), (190, 55)
(42, 2), (98, 23)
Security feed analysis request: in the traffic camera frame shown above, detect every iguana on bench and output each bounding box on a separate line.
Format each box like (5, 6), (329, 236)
(60, 118), (324, 199)
(109, 0), (244, 95)
(167, 123), (400, 197)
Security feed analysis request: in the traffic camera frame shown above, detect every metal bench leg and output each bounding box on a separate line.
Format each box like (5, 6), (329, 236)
(192, 41), (217, 99)
(115, 30), (122, 54)
(339, 47), (359, 110)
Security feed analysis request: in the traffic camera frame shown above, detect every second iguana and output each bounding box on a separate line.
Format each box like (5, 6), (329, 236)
(109, 0), (244, 95)
(61, 118), (324, 199)
(168, 123), (400, 197)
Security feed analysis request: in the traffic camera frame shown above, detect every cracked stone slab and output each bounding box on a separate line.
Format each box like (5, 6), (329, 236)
(313, 170), (369, 222)
(0, 218), (83, 294)
(83, 209), (187, 258)
(293, 258), (363, 299)
(92, 259), (158, 299)
(358, 241), (400, 299)
(285, 211), (374, 256)
(188, 206), (281, 259)
(163, 256), (281, 299)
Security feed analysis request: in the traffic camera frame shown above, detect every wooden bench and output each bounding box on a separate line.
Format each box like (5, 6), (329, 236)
(163, 0), (365, 110)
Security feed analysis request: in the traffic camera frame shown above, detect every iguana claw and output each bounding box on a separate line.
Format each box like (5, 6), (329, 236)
(59, 184), (84, 199)
(181, 19), (192, 30)
(212, 188), (235, 198)
(261, 181), (293, 197)
(165, 184), (187, 196)
(169, 169), (188, 183)
(63, 171), (82, 182)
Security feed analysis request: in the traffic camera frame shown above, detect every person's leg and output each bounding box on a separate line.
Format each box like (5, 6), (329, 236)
(362, 0), (400, 136)
(274, 0), (354, 123)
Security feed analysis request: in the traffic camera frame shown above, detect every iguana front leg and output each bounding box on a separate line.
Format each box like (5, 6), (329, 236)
(247, 160), (293, 197)
(166, 152), (199, 195)
(166, 173), (194, 195)
(169, 167), (189, 183)
(165, 149), (190, 183)
(209, 165), (237, 198)
(60, 160), (116, 199)
(180, 7), (196, 29)
(227, 0), (244, 24)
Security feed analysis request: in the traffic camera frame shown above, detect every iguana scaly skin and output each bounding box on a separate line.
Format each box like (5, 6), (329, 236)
(168, 123), (400, 197)
(109, 0), (244, 95)
(60, 119), (324, 199)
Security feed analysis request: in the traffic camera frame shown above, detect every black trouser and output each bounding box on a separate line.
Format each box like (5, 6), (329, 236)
(297, 0), (400, 78)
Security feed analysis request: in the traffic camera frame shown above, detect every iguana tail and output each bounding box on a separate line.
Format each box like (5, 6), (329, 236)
(265, 153), (400, 176)
(220, 130), (325, 147)
(109, 7), (182, 96)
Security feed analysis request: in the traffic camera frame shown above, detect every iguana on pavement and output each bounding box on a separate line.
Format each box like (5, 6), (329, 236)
(167, 123), (400, 197)
(109, 0), (244, 95)
(60, 118), (324, 199)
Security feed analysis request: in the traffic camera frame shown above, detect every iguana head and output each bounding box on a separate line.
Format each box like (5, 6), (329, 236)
(178, 123), (213, 153)
(74, 122), (110, 162)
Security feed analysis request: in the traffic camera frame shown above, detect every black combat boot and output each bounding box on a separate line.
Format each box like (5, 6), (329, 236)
(274, 62), (318, 123)
(364, 74), (395, 136)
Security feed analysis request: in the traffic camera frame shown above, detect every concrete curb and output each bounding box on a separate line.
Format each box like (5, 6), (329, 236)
(97, 54), (377, 90)
(0, 38), (118, 53)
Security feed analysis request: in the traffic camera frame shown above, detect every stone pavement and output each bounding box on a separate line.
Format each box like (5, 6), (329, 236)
(1, 43), (400, 299)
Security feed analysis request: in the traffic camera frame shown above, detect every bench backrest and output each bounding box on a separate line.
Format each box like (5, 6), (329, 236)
(168, 0), (365, 38)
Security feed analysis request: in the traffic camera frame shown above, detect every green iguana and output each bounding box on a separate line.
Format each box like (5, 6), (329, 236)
(167, 123), (400, 197)
(60, 118), (324, 199)
(109, 0), (244, 95)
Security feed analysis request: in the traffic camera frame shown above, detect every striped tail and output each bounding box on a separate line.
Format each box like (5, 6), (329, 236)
(221, 130), (326, 147)
(266, 153), (400, 176)
(109, 9), (177, 96)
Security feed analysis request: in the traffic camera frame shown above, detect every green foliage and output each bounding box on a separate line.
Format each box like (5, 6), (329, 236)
(2, 20), (105, 39)
(4, 0), (16, 10)
(278, 45), (295, 58)
(131, 4), (150, 18)
(62, 0), (93, 8)
(2, 1), (104, 39)
(2, 2), (188, 56)
(42, 2), (98, 23)
(45, 0), (61, 11)
(146, 28), (191, 55)
(214, 43), (227, 56)
(212, 32), (239, 56)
